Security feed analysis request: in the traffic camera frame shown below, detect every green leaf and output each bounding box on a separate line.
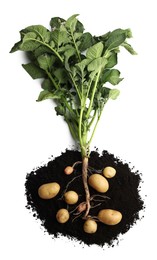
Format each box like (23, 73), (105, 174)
(37, 54), (55, 70)
(65, 14), (79, 32)
(20, 32), (41, 51)
(106, 52), (117, 68)
(41, 78), (54, 90)
(10, 29), (27, 52)
(79, 32), (95, 52)
(105, 29), (126, 51)
(74, 32), (82, 41)
(76, 59), (91, 74)
(87, 57), (107, 72)
(58, 44), (73, 53)
(64, 48), (76, 71)
(109, 89), (120, 99)
(25, 25), (50, 42)
(37, 89), (63, 101)
(22, 63), (46, 79)
(51, 30), (70, 47)
(50, 40), (55, 48)
(76, 20), (84, 33)
(54, 68), (67, 83)
(23, 32), (37, 40)
(50, 17), (65, 30)
(102, 69), (123, 85)
(64, 47), (76, 59)
(100, 87), (110, 99)
(125, 28), (133, 38)
(96, 31), (111, 42)
(10, 41), (21, 53)
(122, 42), (137, 55)
(86, 42), (104, 60)
(55, 104), (66, 116)
(34, 45), (53, 57)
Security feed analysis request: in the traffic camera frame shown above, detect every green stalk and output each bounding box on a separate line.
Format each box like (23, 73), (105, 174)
(63, 99), (78, 120)
(88, 105), (105, 147)
(88, 110), (97, 130)
(79, 106), (85, 156)
(86, 70), (101, 119)
(65, 118), (78, 140)
(46, 70), (58, 89)
(69, 73), (82, 101)
(70, 29), (81, 62)
(88, 114), (100, 147)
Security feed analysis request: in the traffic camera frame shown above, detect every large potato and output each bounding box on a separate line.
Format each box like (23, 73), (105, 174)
(88, 174), (109, 193)
(38, 182), (60, 199)
(103, 166), (116, 178)
(56, 208), (70, 223)
(98, 209), (122, 225)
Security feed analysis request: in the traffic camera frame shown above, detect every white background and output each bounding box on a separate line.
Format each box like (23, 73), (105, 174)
(1, 0), (157, 259)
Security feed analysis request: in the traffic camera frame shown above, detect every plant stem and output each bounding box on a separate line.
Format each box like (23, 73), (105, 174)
(71, 30), (81, 62)
(65, 119), (78, 140)
(88, 110), (97, 129)
(79, 106), (84, 151)
(46, 70), (58, 89)
(69, 73), (82, 101)
(86, 70), (101, 118)
(82, 156), (91, 218)
(88, 114), (100, 147)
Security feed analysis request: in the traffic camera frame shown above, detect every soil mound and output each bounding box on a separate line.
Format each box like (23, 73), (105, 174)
(25, 149), (144, 247)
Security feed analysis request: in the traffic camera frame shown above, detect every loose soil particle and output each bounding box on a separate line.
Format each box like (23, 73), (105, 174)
(25, 149), (144, 247)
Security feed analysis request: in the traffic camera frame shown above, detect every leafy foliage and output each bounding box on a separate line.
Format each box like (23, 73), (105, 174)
(10, 14), (136, 157)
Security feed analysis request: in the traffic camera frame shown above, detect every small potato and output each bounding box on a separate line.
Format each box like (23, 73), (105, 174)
(98, 209), (122, 225)
(64, 166), (74, 175)
(56, 208), (70, 223)
(64, 190), (79, 205)
(88, 174), (109, 193)
(38, 182), (60, 199)
(83, 219), (97, 234)
(103, 166), (116, 178)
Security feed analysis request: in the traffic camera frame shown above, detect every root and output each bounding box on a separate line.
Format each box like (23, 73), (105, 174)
(91, 194), (110, 202)
(72, 212), (83, 222)
(72, 161), (82, 168)
(91, 202), (102, 209)
(88, 166), (102, 174)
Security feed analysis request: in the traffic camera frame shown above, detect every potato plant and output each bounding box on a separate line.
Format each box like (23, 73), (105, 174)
(10, 14), (136, 222)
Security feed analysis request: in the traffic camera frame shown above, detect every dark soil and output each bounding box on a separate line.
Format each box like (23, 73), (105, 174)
(25, 149), (144, 247)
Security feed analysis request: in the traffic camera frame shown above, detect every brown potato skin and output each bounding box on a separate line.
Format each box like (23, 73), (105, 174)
(98, 209), (122, 225)
(64, 191), (79, 204)
(38, 182), (60, 199)
(64, 166), (73, 175)
(88, 174), (109, 193)
(103, 166), (116, 178)
(83, 219), (97, 234)
(56, 209), (70, 223)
